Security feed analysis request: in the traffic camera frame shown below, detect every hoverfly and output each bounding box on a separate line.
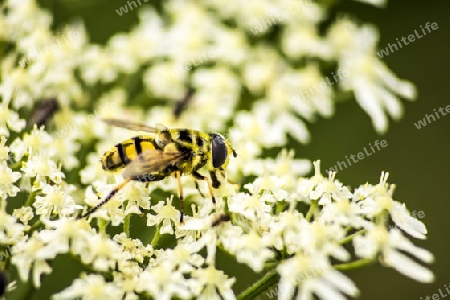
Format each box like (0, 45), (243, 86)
(78, 119), (237, 223)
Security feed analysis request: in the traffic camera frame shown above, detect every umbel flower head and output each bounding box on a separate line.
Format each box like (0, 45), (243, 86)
(0, 0), (432, 299)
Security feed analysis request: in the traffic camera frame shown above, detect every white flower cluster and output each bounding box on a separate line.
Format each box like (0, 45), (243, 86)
(0, 0), (432, 299)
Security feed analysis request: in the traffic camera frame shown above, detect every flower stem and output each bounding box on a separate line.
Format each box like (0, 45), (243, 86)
(334, 257), (375, 271)
(305, 200), (318, 221)
(339, 229), (367, 245)
(25, 220), (43, 235)
(123, 214), (131, 237)
(237, 268), (279, 300)
(151, 226), (161, 248)
(24, 191), (38, 207)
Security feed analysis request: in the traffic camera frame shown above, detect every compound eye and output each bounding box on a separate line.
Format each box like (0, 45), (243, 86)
(211, 134), (228, 168)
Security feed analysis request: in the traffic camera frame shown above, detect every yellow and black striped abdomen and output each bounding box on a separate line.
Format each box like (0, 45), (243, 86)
(101, 135), (158, 172)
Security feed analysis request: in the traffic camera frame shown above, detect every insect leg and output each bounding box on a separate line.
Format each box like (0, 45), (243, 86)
(194, 180), (206, 198)
(192, 171), (216, 204)
(209, 171), (221, 189)
(78, 178), (131, 219)
(175, 170), (184, 223)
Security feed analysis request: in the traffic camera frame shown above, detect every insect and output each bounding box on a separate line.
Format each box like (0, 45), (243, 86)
(173, 88), (195, 119)
(27, 97), (59, 128)
(211, 213), (231, 227)
(78, 119), (237, 223)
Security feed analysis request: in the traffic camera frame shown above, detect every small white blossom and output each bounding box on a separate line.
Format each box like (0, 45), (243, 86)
(390, 202), (427, 239)
(354, 228), (434, 283)
(36, 218), (93, 260)
(278, 254), (358, 300)
(224, 230), (274, 272)
(34, 182), (81, 219)
(53, 274), (123, 300)
(0, 161), (21, 199)
(161, 243), (205, 273)
(78, 233), (122, 271)
(12, 206), (34, 227)
(147, 196), (181, 235)
(113, 233), (154, 264)
(0, 100), (26, 137)
(328, 19), (416, 133)
(190, 265), (236, 300)
(20, 125), (53, 156)
(11, 236), (52, 288)
(0, 209), (26, 245)
(21, 154), (65, 186)
(136, 262), (191, 300)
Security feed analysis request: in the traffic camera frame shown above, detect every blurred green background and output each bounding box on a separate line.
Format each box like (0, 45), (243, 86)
(17, 0), (450, 299)
(309, 1), (450, 299)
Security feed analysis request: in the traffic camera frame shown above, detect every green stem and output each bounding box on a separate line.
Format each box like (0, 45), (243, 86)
(305, 200), (318, 221)
(334, 257), (375, 271)
(151, 226), (161, 248)
(24, 190), (38, 207)
(97, 218), (108, 234)
(9, 161), (22, 169)
(339, 229), (366, 245)
(237, 268), (279, 300)
(25, 220), (43, 235)
(123, 214), (131, 237)
(275, 202), (286, 215)
(378, 210), (389, 227)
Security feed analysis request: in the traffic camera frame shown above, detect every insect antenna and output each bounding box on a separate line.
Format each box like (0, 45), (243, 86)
(78, 178), (131, 219)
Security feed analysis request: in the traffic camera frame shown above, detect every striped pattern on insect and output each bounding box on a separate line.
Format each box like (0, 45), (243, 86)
(78, 119), (237, 223)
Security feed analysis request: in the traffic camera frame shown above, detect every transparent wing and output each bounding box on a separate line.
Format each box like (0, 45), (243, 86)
(102, 118), (161, 133)
(123, 149), (187, 178)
